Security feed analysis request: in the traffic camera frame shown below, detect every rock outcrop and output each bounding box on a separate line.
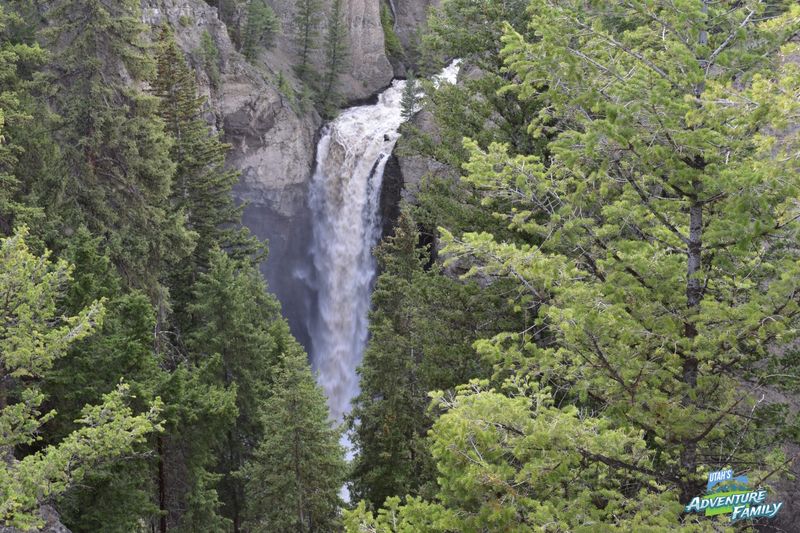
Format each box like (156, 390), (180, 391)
(0, 505), (72, 533)
(339, 0), (394, 100)
(144, 0), (320, 221)
(395, 108), (456, 203)
(143, 0), (322, 346)
(392, 0), (438, 56)
(140, 0), (433, 347)
(262, 0), (394, 102)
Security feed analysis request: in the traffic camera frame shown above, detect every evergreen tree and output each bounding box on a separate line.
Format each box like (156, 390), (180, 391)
(320, 0), (348, 115)
(243, 350), (346, 532)
(495, 0), (800, 503)
(345, 384), (683, 531)
(348, 209), (521, 508)
(399, 71), (418, 121)
(243, 0), (280, 61)
(153, 28), (259, 313)
(154, 353), (237, 533)
(199, 30), (222, 90)
(349, 1), (800, 528)
(41, 229), (166, 532)
(293, 0), (322, 81)
(424, 0), (528, 72)
(0, 228), (161, 530)
(43, 0), (193, 293)
(348, 211), (431, 508)
(34, 229), (231, 533)
(397, 0), (543, 210)
(186, 248), (296, 531)
(0, 5), (47, 235)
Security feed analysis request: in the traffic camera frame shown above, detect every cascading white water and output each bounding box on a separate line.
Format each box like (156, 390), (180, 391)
(308, 61), (461, 423)
(386, 0), (399, 30)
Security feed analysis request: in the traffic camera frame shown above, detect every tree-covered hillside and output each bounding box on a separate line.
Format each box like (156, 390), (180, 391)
(0, 2), (343, 530)
(348, 0), (800, 531)
(0, 0), (798, 531)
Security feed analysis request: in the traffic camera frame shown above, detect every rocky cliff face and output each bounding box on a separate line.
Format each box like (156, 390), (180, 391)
(143, 0), (322, 346)
(391, 0), (437, 57)
(144, 0), (320, 221)
(140, 0), (393, 346)
(141, 0), (432, 347)
(338, 0), (394, 100)
(262, 0), (394, 102)
(395, 108), (454, 202)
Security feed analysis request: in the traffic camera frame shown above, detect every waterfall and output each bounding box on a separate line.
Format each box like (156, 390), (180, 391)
(386, 0), (399, 30)
(308, 61), (461, 424)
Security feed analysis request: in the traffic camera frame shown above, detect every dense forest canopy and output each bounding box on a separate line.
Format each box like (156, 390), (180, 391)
(1, 0), (799, 531)
(0, 1), (342, 529)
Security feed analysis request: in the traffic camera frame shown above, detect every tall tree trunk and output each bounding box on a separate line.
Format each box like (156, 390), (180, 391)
(682, 197), (703, 500)
(293, 405), (306, 531)
(158, 435), (167, 533)
(0, 369), (7, 410)
(228, 430), (241, 533)
(680, 0), (710, 501)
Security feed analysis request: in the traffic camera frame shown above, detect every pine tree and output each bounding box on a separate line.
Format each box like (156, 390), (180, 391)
(34, 228), (231, 533)
(153, 28), (260, 312)
(349, 1), (800, 529)
(186, 248), (296, 531)
(199, 30), (222, 90)
(152, 31), (275, 533)
(293, 0), (322, 81)
(424, 0), (529, 71)
(40, 229), (166, 532)
(495, 0), (800, 503)
(400, 0), (543, 174)
(345, 384), (678, 531)
(153, 352), (237, 533)
(320, 0), (348, 115)
(348, 211), (430, 508)
(0, 5), (47, 236)
(243, 0), (280, 61)
(43, 0), (193, 293)
(0, 227), (161, 530)
(348, 208), (521, 508)
(399, 71), (418, 121)
(243, 350), (346, 532)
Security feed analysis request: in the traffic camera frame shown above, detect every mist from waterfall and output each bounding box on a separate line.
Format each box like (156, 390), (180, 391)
(307, 62), (460, 424)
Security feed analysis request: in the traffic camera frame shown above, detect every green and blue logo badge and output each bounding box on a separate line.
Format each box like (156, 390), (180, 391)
(684, 469), (782, 522)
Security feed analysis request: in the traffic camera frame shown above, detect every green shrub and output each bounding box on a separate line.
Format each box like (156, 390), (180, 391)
(199, 30), (221, 89)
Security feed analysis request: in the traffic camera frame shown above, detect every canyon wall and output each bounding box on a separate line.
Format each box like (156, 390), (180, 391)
(142, 0), (434, 346)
